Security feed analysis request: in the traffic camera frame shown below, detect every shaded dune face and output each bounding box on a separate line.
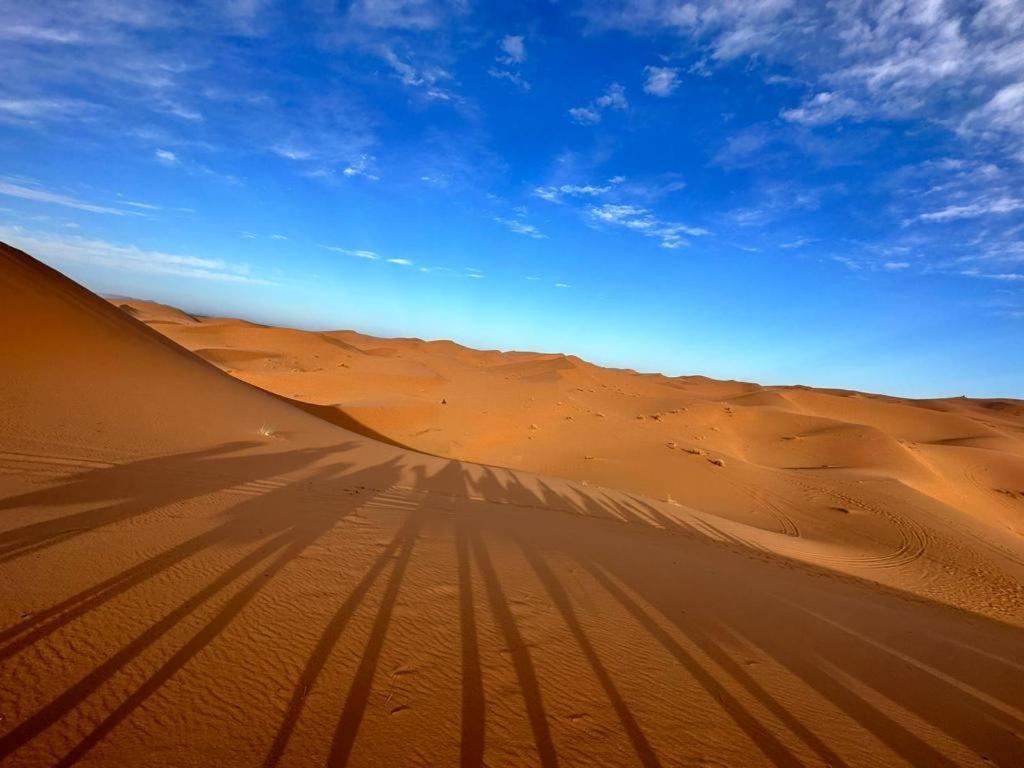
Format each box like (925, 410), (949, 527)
(1, 242), (1023, 767)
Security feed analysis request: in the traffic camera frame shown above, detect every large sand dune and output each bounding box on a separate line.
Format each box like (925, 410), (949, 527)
(1, 242), (1023, 766)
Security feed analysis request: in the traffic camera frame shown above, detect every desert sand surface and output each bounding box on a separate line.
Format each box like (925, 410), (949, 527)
(1, 240), (1023, 767)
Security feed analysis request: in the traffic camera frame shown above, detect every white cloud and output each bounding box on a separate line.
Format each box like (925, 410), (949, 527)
(0, 98), (95, 121)
(387, 257), (413, 265)
(323, 246), (379, 260)
(488, 68), (530, 91)
(919, 197), (1024, 222)
(596, 82), (628, 110)
(587, 203), (708, 249)
(570, 82), (628, 124)
(962, 82), (1024, 137)
(498, 35), (525, 64)
(1, 224), (272, 284)
(494, 216), (546, 239)
(643, 66), (680, 97)
(569, 106), (601, 125)
(154, 149), (179, 166)
(554, 282), (571, 288)
(272, 146), (313, 161)
(883, 261), (910, 270)
(779, 237), (813, 249)
(0, 179), (130, 215)
(781, 92), (861, 126)
(159, 101), (203, 122)
(583, 0), (1024, 148)
(341, 154), (380, 181)
(534, 183), (611, 203)
(270, 233), (288, 240)
(380, 47), (454, 100)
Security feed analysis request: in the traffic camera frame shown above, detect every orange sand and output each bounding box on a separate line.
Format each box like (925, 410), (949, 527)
(1, 242), (1022, 767)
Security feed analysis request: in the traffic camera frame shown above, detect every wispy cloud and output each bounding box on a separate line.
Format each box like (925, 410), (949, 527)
(534, 183), (611, 203)
(387, 257), (413, 265)
(568, 106), (601, 125)
(272, 146), (314, 161)
(0, 179), (131, 215)
(488, 68), (530, 91)
(494, 216), (546, 239)
(781, 92), (861, 126)
(586, 203), (708, 249)
(498, 35), (526, 64)
(1, 225), (272, 284)
(340, 154), (380, 181)
(489, 34), (529, 90)
(0, 97), (97, 122)
(569, 82), (628, 124)
(154, 149), (179, 166)
(919, 197), (1024, 223)
(380, 47), (454, 101)
(323, 246), (379, 260)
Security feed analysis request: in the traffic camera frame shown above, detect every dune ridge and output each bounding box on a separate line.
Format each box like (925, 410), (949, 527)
(1, 242), (1023, 767)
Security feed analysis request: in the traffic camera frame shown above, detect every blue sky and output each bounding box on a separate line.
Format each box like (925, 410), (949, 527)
(1, 1), (1023, 398)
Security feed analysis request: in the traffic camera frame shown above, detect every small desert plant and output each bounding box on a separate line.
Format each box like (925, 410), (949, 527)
(258, 424), (276, 438)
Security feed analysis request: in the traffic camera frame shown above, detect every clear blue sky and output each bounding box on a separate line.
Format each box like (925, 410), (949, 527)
(1, 1), (1022, 398)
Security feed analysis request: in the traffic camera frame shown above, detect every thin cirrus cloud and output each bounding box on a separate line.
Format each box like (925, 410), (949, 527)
(0, 179), (132, 215)
(918, 197), (1024, 223)
(323, 246), (380, 260)
(493, 216), (546, 239)
(587, 203), (709, 249)
(0, 224), (271, 284)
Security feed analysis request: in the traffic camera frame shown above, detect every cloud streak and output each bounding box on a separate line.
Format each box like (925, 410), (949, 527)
(0, 179), (132, 215)
(1, 225), (272, 284)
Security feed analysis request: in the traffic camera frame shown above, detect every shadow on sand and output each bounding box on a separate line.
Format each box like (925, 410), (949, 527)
(0, 443), (1022, 766)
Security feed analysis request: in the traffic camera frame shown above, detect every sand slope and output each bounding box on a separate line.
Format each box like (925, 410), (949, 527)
(1, 242), (1023, 767)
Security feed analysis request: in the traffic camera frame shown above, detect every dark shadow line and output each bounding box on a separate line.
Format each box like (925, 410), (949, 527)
(0, 523), (240, 659)
(326, 517), (422, 766)
(516, 541), (662, 768)
(455, 516), (485, 768)
(468, 524), (558, 768)
(262, 515), (419, 768)
(781, 601), (1024, 750)
(577, 558), (804, 768)
(0, 528), (296, 760)
(724, 610), (961, 768)
(672, 619), (852, 768)
(57, 533), (315, 766)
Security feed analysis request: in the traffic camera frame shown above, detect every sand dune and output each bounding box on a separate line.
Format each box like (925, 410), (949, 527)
(114, 294), (1024, 621)
(2, 242), (1023, 766)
